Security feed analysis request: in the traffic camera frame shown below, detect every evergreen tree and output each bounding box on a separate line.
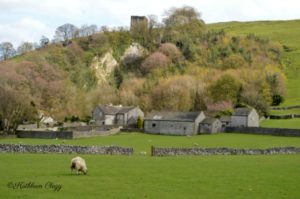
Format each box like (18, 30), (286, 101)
(137, 116), (143, 129)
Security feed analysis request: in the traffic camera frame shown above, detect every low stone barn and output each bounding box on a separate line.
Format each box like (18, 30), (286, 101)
(199, 118), (222, 134)
(92, 105), (144, 127)
(220, 116), (231, 129)
(231, 108), (259, 127)
(144, 111), (205, 136)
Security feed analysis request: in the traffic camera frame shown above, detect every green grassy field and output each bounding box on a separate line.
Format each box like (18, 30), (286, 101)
(260, 118), (300, 129)
(2, 133), (300, 153)
(1, 133), (300, 199)
(270, 108), (300, 115)
(1, 153), (300, 199)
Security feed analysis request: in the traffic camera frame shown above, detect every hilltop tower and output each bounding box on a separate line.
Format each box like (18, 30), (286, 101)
(130, 16), (148, 33)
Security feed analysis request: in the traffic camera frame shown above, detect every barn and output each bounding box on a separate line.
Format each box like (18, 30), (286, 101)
(92, 105), (144, 127)
(231, 108), (259, 127)
(199, 118), (222, 134)
(144, 111), (205, 136)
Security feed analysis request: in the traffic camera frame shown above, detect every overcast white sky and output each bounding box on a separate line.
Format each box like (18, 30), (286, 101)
(1, 0), (300, 46)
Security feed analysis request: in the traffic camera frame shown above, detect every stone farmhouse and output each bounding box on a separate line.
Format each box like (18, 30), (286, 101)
(41, 116), (56, 127)
(92, 105), (144, 127)
(231, 108), (259, 127)
(144, 111), (205, 135)
(199, 118), (222, 134)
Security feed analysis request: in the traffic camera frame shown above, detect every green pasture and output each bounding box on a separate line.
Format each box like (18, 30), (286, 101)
(207, 20), (300, 49)
(1, 133), (300, 198)
(260, 118), (300, 129)
(270, 108), (300, 115)
(2, 133), (300, 153)
(1, 153), (300, 199)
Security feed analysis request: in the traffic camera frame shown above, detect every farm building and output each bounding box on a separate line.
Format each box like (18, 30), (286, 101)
(231, 108), (259, 127)
(92, 105), (144, 127)
(144, 111), (205, 136)
(40, 116), (56, 127)
(220, 116), (231, 129)
(199, 118), (222, 134)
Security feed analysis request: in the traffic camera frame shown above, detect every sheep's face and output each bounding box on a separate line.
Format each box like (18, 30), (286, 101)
(70, 162), (76, 170)
(83, 169), (88, 175)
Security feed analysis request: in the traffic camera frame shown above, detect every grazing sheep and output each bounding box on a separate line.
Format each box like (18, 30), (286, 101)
(70, 156), (88, 175)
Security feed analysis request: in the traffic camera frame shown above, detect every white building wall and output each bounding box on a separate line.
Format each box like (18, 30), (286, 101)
(144, 120), (195, 135)
(194, 112), (206, 134)
(247, 110), (259, 127)
(105, 115), (115, 125)
(231, 116), (247, 127)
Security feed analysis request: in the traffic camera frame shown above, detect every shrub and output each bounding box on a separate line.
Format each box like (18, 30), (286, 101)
(151, 76), (195, 111)
(65, 116), (80, 122)
(210, 74), (241, 103)
(137, 116), (143, 129)
(272, 94), (284, 106)
(158, 43), (183, 63)
(81, 116), (92, 124)
(223, 54), (247, 69)
(140, 52), (170, 74)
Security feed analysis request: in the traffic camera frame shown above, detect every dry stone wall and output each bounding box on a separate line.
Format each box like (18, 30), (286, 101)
(151, 146), (300, 156)
(224, 127), (300, 137)
(16, 131), (73, 139)
(0, 144), (133, 155)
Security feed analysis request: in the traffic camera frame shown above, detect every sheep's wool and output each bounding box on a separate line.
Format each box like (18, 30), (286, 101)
(71, 156), (87, 174)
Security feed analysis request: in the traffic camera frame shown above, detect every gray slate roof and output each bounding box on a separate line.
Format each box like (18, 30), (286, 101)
(117, 106), (136, 114)
(97, 105), (136, 115)
(145, 111), (202, 121)
(200, 118), (219, 124)
(220, 116), (231, 122)
(233, 108), (253, 116)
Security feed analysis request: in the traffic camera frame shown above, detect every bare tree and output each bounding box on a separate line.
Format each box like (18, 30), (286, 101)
(163, 6), (202, 26)
(88, 24), (98, 35)
(17, 42), (33, 55)
(100, 26), (109, 33)
(40, 35), (50, 47)
(0, 87), (37, 134)
(148, 15), (159, 30)
(79, 24), (98, 37)
(79, 24), (88, 37)
(55, 23), (79, 42)
(0, 42), (16, 60)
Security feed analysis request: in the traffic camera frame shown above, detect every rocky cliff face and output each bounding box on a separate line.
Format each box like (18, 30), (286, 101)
(121, 43), (147, 66)
(91, 43), (146, 84)
(91, 51), (118, 84)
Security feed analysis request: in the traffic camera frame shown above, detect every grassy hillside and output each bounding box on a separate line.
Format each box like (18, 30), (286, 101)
(208, 20), (300, 106)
